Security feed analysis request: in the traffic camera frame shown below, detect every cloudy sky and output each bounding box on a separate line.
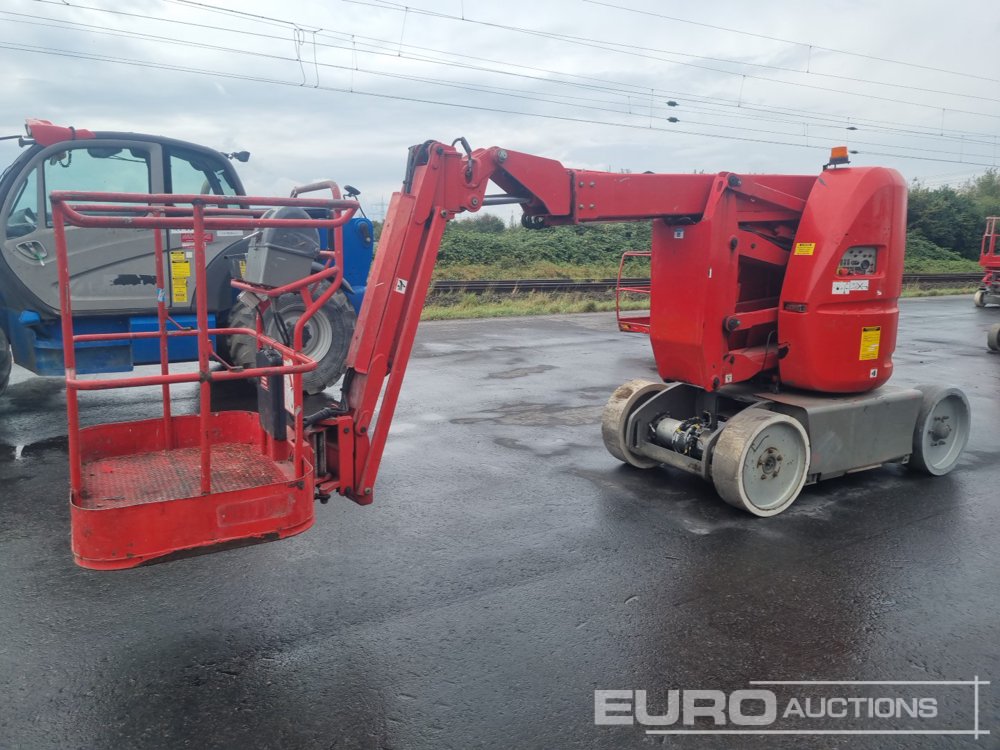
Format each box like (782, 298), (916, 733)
(1, 0), (998, 219)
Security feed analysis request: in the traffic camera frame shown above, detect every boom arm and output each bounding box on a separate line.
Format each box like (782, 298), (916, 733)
(326, 139), (904, 504)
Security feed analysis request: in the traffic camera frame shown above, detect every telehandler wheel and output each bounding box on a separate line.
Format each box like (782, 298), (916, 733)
(712, 409), (810, 517)
(988, 323), (1000, 352)
(909, 385), (971, 476)
(973, 290), (986, 308)
(226, 282), (357, 394)
(0, 327), (11, 397)
(601, 379), (666, 469)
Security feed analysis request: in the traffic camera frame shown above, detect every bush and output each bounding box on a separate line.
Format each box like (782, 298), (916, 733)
(904, 231), (981, 273)
(908, 170), (1000, 260)
(438, 221), (652, 266)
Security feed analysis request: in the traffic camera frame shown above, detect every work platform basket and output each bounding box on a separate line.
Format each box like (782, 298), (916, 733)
(52, 188), (357, 569)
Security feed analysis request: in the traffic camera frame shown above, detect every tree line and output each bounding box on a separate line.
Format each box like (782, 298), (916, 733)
(906, 171), (999, 268)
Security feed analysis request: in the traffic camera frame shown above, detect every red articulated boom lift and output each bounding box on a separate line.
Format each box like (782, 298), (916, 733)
(975, 216), (1000, 350)
(54, 140), (971, 569)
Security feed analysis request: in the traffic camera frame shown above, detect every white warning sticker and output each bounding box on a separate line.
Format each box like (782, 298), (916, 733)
(283, 357), (296, 416)
(832, 279), (870, 295)
(394, 278), (408, 294)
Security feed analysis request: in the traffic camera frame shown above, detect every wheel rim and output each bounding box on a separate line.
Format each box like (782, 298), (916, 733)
(739, 421), (808, 511)
(917, 392), (970, 474)
(713, 411), (810, 516)
(275, 306), (334, 361)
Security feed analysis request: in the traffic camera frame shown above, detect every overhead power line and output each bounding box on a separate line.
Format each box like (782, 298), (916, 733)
(133, 0), (1000, 115)
(345, 0), (1000, 117)
(7, 9), (998, 163)
(11, 0), (1000, 170)
(29, 0), (1000, 142)
(582, 0), (1000, 85)
(2, 38), (997, 170)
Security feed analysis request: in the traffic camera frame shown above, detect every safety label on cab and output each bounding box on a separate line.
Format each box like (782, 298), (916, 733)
(859, 326), (881, 361)
(180, 231), (214, 247)
(793, 242), (816, 256)
(170, 250), (190, 303)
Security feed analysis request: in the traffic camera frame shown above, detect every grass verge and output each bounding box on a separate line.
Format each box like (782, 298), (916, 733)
(422, 292), (647, 320)
(433, 260), (645, 280)
(422, 287), (979, 320)
(900, 284), (978, 297)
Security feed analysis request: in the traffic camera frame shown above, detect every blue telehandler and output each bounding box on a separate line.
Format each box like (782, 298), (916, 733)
(0, 118), (373, 396)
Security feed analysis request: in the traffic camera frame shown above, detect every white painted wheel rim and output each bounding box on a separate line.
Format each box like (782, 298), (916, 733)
(916, 392), (970, 475)
(713, 410), (810, 517)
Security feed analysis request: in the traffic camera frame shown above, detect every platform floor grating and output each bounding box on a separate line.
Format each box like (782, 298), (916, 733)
(80, 443), (288, 509)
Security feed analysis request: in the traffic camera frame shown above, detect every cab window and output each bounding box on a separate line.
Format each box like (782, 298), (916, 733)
(168, 149), (237, 196)
(5, 167), (39, 239)
(43, 146), (152, 225)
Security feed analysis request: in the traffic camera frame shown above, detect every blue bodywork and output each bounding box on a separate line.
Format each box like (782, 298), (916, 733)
(3, 216), (374, 377)
(319, 217), (373, 315)
(8, 311), (216, 376)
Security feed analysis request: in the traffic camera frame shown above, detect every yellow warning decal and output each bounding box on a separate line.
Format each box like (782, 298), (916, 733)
(859, 326), (881, 361)
(171, 278), (188, 303)
(793, 242), (816, 256)
(169, 250), (191, 303)
(169, 250), (191, 278)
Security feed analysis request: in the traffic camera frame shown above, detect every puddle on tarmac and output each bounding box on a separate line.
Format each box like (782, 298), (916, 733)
(453, 402), (602, 427)
(493, 435), (591, 458)
(486, 365), (556, 380)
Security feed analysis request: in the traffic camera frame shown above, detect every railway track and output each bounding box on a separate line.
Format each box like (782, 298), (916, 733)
(430, 273), (982, 295)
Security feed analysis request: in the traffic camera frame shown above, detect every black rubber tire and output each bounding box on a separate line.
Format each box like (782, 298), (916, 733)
(600, 379), (665, 468)
(0, 327), (11, 397)
(225, 282), (356, 395)
(988, 323), (1000, 352)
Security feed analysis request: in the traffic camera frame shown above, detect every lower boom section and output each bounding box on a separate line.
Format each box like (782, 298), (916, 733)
(602, 380), (971, 517)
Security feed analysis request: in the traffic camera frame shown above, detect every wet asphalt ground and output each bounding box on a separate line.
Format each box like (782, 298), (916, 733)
(0, 296), (998, 750)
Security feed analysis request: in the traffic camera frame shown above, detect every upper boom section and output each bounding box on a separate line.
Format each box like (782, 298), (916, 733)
(400, 140), (817, 227)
